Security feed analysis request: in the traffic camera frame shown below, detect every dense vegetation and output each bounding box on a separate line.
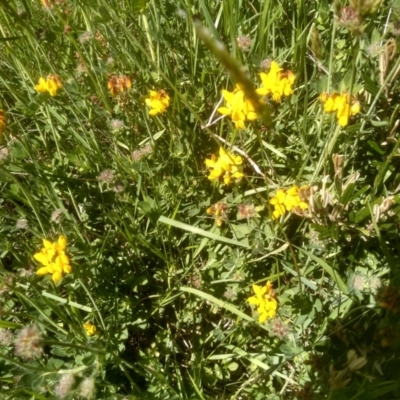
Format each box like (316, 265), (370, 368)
(1, 0), (400, 399)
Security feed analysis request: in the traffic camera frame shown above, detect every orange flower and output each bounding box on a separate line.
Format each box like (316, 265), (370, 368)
(107, 75), (132, 96)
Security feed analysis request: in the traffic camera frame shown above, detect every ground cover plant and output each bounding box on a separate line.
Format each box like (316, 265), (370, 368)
(1, 0), (400, 399)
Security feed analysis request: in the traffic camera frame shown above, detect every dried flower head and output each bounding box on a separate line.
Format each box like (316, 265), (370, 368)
(237, 35), (252, 51)
(16, 219), (28, 229)
(79, 377), (95, 399)
(270, 319), (290, 339)
(223, 288), (236, 300)
(238, 203), (257, 219)
(132, 144), (152, 161)
(0, 329), (13, 346)
(107, 75), (132, 97)
(368, 276), (381, 293)
(110, 119), (124, 131)
(207, 202), (228, 226)
(377, 285), (400, 313)
(0, 110), (5, 137)
(54, 374), (75, 400)
(189, 274), (202, 289)
(339, 6), (361, 26)
(79, 31), (93, 43)
(351, 275), (365, 291)
(0, 147), (9, 162)
(98, 169), (114, 183)
(51, 209), (63, 223)
(14, 324), (43, 359)
(20, 267), (35, 278)
(113, 183), (124, 193)
(260, 58), (272, 70)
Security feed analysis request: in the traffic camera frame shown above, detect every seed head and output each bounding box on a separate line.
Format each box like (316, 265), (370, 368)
(270, 319), (290, 339)
(237, 203), (256, 219)
(79, 377), (96, 399)
(260, 58), (272, 70)
(51, 209), (63, 223)
(16, 219), (28, 229)
(369, 276), (381, 292)
(0, 147), (9, 162)
(14, 324), (43, 359)
(79, 31), (93, 43)
(236, 35), (252, 51)
(55, 374), (75, 399)
(351, 275), (365, 291)
(0, 329), (13, 346)
(113, 183), (124, 193)
(98, 169), (114, 183)
(110, 119), (124, 131)
(223, 288), (236, 300)
(132, 144), (152, 161)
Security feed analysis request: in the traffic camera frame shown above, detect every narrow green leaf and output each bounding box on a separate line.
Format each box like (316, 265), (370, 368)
(159, 216), (250, 248)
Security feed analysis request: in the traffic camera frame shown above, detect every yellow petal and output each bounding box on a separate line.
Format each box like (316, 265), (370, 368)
(217, 107), (231, 116)
(57, 236), (67, 250)
(36, 266), (50, 276)
(34, 252), (50, 265)
(248, 296), (260, 305)
(34, 77), (48, 93)
(52, 270), (63, 283)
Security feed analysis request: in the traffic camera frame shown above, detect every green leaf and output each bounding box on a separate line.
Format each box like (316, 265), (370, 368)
(158, 216), (250, 248)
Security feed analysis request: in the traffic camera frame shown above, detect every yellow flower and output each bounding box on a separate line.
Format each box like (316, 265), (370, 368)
(256, 61), (295, 103)
(34, 75), (62, 97)
(84, 322), (97, 336)
(145, 89), (171, 116)
(270, 185), (309, 220)
(205, 147), (243, 185)
(247, 281), (278, 323)
(217, 84), (258, 129)
(34, 77), (48, 94)
(319, 92), (360, 126)
(34, 236), (71, 283)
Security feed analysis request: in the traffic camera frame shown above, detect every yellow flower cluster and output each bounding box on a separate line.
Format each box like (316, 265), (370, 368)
(34, 236), (71, 283)
(217, 84), (258, 130)
(206, 202), (228, 226)
(217, 62), (294, 129)
(34, 74), (63, 97)
(107, 75), (132, 97)
(256, 61), (295, 102)
(0, 110), (5, 137)
(205, 147), (244, 185)
(247, 280), (278, 323)
(270, 185), (309, 220)
(84, 322), (97, 336)
(319, 92), (360, 127)
(145, 90), (171, 116)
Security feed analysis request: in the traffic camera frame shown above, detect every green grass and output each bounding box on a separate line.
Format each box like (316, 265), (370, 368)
(1, 0), (400, 399)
